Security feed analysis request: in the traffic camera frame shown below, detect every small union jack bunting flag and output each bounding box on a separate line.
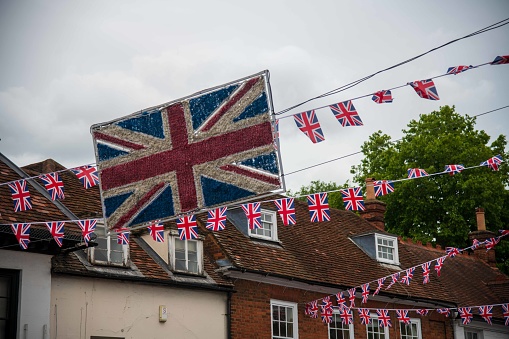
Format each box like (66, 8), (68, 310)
(8, 180), (32, 212)
(321, 297), (334, 324)
(307, 193), (330, 222)
(408, 79), (440, 100)
(71, 165), (100, 189)
(401, 267), (415, 285)
(377, 309), (392, 327)
(340, 187), (365, 211)
(339, 307), (354, 325)
(421, 262), (431, 284)
(336, 292), (347, 309)
(40, 173), (65, 200)
(347, 288), (356, 308)
(436, 308), (450, 317)
(329, 100), (364, 127)
(446, 247), (460, 258)
(502, 303), (509, 326)
(416, 309), (429, 316)
(241, 202), (262, 229)
(274, 198), (296, 226)
(177, 215), (199, 240)
(479, 305), (493, 325)
(407, 168), (429, 178)
(444, 164), (465, 175)
(361, 283), (370, 304)
(148, 221), (165, 243)
(491, 55), (509, 65)
(396, 310), (411, 324)
(45, 221), (65, 247)
(386, 272), (400, 289)
(207, 207), (227, 231)
(374, 180), (394, 197)
(77, 219), (97, 246)
(372, 90), (393, 104)
(459, 307), (473, 325)
(117, 228), (130, 245)
(500, 229), (509, 236)
(293, 110), (325, 144)
(306, 300), (319, 318)
(358, 309), (371, 325)
(485, 237), (500, 251)
(435, 257), (445, 277)
(11, 223), (30, 249)
(480, 154), (503, 171)
(446, 65), (473, 74)
(472, 238), (481, 249)
(373, 277), (385, 295)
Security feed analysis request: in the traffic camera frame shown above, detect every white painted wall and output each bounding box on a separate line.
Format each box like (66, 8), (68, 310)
(50, 275), (228, 339)
(0, 250), (52, 339)
(454, 320), (509, 339)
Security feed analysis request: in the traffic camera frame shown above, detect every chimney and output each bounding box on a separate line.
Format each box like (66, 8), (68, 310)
(359, 178), (387, 231)
(468, 208), (497, 267)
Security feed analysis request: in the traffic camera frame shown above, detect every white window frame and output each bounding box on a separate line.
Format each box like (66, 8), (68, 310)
(249, 209), (278, 241)
(88, 223), (129, 266)
(400, 318), (422, 339)
(271, 299), (298, 339)
(328, 310), (354, 339)
(169, 233), (204, 275)
(366, 315), (389, 339)
(464, 329), (484, 339)
(375, 234), (399, 265)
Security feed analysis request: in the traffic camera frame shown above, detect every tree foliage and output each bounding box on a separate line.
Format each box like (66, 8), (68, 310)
(289, 180), (349, 210)
(349, 105), (508, 271)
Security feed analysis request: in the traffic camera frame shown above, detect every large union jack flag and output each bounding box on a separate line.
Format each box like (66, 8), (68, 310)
(206, 207), (227, 231)
(340, 187), (365, 211)
(480, 154), (503, 171)
(307, 193), (330, 222)
(329, 100), (364, 127)
(376, 309), (392, 327)
(11, 223), (30, 249)
(293, 110), (325, 143)
(491, 55), (509, 65)
(478, 305), (493, 325)
(374, 180), (394, 197)
(8, 180), (32, 212)
(177, 215), (199, 240)
(458, 307), (473, 325)
(92, 71), (282, 230)
(40, 173), (65, 200)
(274, 198), (296, 226)
(71, 166), (99, 189)
(148, 221), (165, 242)
(446, 65), (473, 74)
(45, 221), (65, 247)
(372, 90), (393, 104)
(242, 202), (262, 230)
(408, 79), (440, 100)
(444, 164), (465, 175)
(408, 168), (429, 178)
(77, 219), (97, 246)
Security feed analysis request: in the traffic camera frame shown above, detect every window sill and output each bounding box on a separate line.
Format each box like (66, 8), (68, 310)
(172, 270), (206, 278)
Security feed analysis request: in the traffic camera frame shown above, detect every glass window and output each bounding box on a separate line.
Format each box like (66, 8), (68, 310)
(271, 300), (298, 339)
(250, 209), (278, 241)
(367, 315), (389, 339)
(465, 330), (483, 339)
(400, 319), (421, 339)
(329, 313), (353, 339)
(375, 234), (399, 264)
(89, 225), (129, 266)
(170, 237), (203, 275)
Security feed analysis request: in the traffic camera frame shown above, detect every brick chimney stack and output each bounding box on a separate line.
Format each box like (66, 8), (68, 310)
(468, 208), (497, 267)
(359, 178), (387, 231)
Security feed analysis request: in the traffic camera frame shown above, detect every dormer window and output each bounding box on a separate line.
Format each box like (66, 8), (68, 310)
(89, 223), (129, 267)
(169, 233), (204, 275)
(376, 234), (398, 264)
(249, 209), (278, 241)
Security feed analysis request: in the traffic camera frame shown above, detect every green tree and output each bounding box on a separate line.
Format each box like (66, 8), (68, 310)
(350, 105), (508, 271)
(289, 180), (349, 210)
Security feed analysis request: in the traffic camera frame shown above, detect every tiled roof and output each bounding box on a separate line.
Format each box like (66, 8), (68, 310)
(205, 197), (508, 308)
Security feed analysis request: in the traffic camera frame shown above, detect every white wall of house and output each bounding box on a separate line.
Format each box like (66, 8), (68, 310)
(454, 319), (509, 339)
(50, 275), (228, 339)
(0, 250), (52, 339)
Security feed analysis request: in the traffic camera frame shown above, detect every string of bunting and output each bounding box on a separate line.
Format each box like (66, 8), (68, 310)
(304, 230), (509, 327)
(278, 55), (508, 144)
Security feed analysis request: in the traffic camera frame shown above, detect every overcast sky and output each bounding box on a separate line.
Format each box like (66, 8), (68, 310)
(1, 0), (508, 192)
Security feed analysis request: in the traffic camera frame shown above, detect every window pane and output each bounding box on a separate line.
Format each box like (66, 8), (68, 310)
(175, 259), (187, 271)
(188, 262), (198, 273)
(0, 298), (7, 318)
(273, 320), (279, 336)
(187, 240), (197, 252)
(175, 249), (186, 260)
(175, 239), (185, 250)
(280, 322), (286, 337)
(94, 248), (108, 262)
(0, 277), (8, 297)
(110, 250), (123, 263)
(272, 305), (279, 320)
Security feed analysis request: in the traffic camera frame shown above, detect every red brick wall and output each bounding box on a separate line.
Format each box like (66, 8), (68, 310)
(230, 279), (454, 339)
